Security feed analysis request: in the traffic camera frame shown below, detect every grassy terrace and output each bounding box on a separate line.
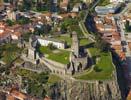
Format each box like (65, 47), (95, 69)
(80, 38), (92, 46)
(74, 38), (114, 80)
(70, 25), (84, 37)
(39, 46), (70, 64)
(55, 35), (72, 47)
(55, 35), (90, 47)
(75, 52), (114, 80)
(17, 67), (61, 84)
(0, 43), (21, 64)
(48, 74), (61, 84)
(98, 0), (110, 6)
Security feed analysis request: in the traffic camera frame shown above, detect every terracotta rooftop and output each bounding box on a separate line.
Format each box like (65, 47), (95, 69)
(112, 45), (122, 50)
(0, 22), (23, 40)
(60, 12), (78, 18)
(7, 95), (15, 100)
(10, 90), (27, 99)
(42, 12), (52, 17)
(127, 90), (131, 100)
(128, 42), (131, 50)
(112, 35), (121, 40)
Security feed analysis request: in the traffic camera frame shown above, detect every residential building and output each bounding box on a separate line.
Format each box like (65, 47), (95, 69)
(72, 3), (82, 12)
(94, 15), (123, 56)
(60, 0), (69, 11)
(0, 22), (23, 43)
(82, 0), (93, 3)
(95, 3), (121, 14)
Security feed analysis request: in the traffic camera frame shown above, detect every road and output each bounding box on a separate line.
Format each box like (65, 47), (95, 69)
(114, 3), (131, 18)
(84, 0), (100, 21)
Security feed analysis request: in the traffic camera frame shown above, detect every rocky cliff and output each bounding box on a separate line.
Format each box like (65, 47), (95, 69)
(48, 78), (122, 100)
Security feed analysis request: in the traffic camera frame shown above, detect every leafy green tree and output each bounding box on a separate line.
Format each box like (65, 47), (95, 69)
(37, 72), (49, 83)
(28, 80), (46, 97)
(34, 25), (44, 35)
(6, 19), (15, 26)
(79, 10), (86, 20)
(4, 0), (9, 3)
(60, 18), (78, 33)
(125, 20), (131, 32)
(17, 17), (31, 25)
(22, 32), (32, 42)
(95, 35), (110, 52)
(48, 43), (57, 50)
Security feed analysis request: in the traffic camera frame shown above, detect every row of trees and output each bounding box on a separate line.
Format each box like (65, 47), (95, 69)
(94, 33), (110, 53)
(4, 0), (86, 13)
(5, 16), (31, 26)
(60, 17), (78, 33)
(18, 68), (49, 98)
(3, 0), (50, 11)
(125, 20), (131, 32)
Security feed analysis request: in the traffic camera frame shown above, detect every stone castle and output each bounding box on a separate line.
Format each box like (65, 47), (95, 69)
(21, 32), (88, 75)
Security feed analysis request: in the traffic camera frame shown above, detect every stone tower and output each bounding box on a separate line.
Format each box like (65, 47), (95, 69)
(72, 31), (79, 58)
(67, 31), (88, 75)
(28, 37), (36, 60)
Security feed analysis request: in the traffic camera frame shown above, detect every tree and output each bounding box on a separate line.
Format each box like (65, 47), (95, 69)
(79, 10), (86, 20)
(36, 72), (49, 83)
(34, 25), (44, 35)
(60, 18), (78, 33)
(6, 19), (15, 26)
(125, 20), (131, 32)
(4, 0), (9, 3)
(17, 17), (31, 25)
(95, 35), (110, 52)
(48, 43), (57, 50)
(27, 80), (46, 97)
(18, 0), (32, 11)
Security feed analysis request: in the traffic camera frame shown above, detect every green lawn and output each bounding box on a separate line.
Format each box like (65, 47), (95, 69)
(98, 0), (110, 6)
(80, 38), (91, 46)
(55, 36), (90, 47)
(0, 44), (21, 64)
(79, 21), (90, 36)
(75, 52), (115, 80)
(70, 25), (84, 37)
(88, 47), (99, 56)
(48, 74), (61, 84)
(39, 46), (70, 64)
(55, 35), (72, 47)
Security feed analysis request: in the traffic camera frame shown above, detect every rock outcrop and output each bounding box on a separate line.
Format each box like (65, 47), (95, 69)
(48, 78), (122, 100)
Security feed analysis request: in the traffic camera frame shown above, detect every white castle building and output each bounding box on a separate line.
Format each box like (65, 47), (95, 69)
(37, 36), (67, 49)
(110, 0), (125, 3)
